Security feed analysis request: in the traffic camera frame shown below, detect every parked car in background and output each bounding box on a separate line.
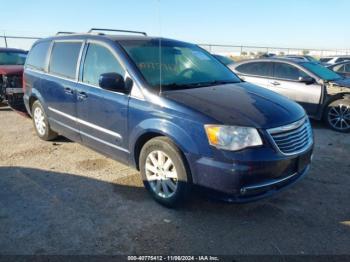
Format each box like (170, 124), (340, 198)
(213, 54), (235, 66)
(0, 48), (27, 109)
(23, 29), (313, 207)
(258, 52), (276, 58)
(319, 56), (350, 65)
(327, 61), (350, 78)
(283, 55), (319, 63)
(231, 58), (350, 132)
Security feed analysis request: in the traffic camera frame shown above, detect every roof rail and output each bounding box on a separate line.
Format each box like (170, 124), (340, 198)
(56, 32), (76, 35)
(88, 28), (147, 36)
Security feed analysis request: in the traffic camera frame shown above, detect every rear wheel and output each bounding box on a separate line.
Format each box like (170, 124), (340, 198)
(324, 99), (350, 132)
(139, 137), (191, 207)
(32, 100), (58, 140)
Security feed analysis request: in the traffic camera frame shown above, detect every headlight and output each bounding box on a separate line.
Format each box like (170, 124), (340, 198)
(204, 125), (263, 151)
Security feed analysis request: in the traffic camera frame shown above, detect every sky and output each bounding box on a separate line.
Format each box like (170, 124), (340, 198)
(0, 0), (349, 50)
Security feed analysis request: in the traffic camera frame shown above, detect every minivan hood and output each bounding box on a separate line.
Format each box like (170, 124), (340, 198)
(163, 82), (305, 129)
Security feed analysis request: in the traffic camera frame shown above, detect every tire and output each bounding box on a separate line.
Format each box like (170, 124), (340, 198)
(324, 98), (350, 133)
(32, 100), (58, 140)
(139, 137), (192, 207)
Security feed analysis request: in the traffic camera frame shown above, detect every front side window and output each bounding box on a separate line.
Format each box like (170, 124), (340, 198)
(49, 42), (82, 79)
(82, 43), (125, 86)
(0, 51), (27, 65)
(235, 62), (273, 77)
(26, 41), (51, 70)
(274, 62), (308, 80)
(119, 39), (240, 90)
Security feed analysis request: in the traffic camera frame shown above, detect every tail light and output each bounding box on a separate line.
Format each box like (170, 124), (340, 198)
(22, 73), (26, 93)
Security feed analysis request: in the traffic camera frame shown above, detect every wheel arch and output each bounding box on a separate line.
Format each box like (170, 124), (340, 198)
(130, 119), (200, 171)
(321, 92), (350, 116)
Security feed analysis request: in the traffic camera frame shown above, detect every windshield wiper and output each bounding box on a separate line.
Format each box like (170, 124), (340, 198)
(160, 80), (238, 90)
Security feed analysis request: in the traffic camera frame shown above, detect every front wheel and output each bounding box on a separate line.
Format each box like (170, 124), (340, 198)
(324, 99), (350, 133)
(139, 137), (192, 208)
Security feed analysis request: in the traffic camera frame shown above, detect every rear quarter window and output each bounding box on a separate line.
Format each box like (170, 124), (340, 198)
(26, 41), (51, 71)
(49, 42), (82, 79)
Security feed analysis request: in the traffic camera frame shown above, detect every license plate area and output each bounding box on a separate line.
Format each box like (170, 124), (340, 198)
(297, 151), (311, 173)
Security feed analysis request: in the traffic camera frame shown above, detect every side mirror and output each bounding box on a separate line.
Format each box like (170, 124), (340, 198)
(99, 73), (130, 93)
(298, 76), (315, 85)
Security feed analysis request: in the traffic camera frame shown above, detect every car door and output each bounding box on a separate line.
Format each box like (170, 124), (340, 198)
(76, 41), (129, 162)
(42, 40), (83, 141)
(234, 61), (273, 88)
(269, 62), (321, 115)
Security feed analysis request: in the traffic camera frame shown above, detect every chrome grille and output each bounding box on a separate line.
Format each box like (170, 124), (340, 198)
(267, 117), (313, 155)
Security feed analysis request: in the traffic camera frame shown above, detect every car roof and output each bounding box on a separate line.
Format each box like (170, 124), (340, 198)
(234, 57), (307, 65)
(0, 47), (27, 53)
(36, 33), (181, 44)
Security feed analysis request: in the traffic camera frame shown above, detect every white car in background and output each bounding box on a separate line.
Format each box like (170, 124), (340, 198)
(319, 56), (350, 65)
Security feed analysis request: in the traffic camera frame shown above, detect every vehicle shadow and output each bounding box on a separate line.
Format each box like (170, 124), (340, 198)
(0, 166), (349, 255)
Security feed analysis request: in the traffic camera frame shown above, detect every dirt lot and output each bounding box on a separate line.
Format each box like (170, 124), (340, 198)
(0, 106), (349, 255)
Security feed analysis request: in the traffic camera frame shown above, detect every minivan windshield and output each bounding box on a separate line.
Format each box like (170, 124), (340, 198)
(119, 39), (240, 90)
(0, 51), (27, 65)
(301, 62), (343, 81)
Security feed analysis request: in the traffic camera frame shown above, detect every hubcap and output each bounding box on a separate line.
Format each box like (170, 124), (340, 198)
(328, 104), (350, 131)
(145, 150), (178, 198)
(33, 107), (46, 136)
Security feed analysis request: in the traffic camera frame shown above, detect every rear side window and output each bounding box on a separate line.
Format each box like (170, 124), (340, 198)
(320, 58), (332, 63)
(336, 58), (350, 63)
(49, 42), (82, 79)
(82, 43), (125, 86)
(345, 64), (350, 72)
(26, 41), (51, 71)
(333, 64), (345, 73)
(235, 62), (272, 77)
(274, 63), (307, 81)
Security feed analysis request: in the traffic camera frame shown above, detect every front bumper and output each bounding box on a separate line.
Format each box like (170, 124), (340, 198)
(188, 147), (313, 202)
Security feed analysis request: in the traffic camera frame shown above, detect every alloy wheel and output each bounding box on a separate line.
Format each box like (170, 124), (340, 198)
(145, 150), (178, 198)
(33, 107), (46, 136)
(328, 104), (350, 131)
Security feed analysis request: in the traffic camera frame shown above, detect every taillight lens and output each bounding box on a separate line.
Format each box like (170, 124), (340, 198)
(22, 74), (26, 92)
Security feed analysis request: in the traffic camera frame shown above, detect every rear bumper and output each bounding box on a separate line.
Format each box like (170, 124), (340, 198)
(189, 147), (313, 202)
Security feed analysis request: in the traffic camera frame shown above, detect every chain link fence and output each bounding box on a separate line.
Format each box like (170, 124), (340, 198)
(1, 34), (349, 59)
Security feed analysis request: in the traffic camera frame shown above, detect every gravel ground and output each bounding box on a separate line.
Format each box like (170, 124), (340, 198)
(0, 106), (349, 255)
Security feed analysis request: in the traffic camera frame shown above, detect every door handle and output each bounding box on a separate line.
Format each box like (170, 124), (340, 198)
(270, 81), (281, 86)
(77, 91), (88, 100)
(64, 87), (74, 95)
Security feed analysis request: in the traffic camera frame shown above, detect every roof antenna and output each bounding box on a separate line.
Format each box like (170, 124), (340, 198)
(157, 0), (163, 94)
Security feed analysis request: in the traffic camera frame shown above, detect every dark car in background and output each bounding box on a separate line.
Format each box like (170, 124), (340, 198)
(230, 58), (350, 132)
(213, 54), (235, 66)
(327, 61), (350, 78)
(0, 48), (27, 109)
(23, 29), (313, 207)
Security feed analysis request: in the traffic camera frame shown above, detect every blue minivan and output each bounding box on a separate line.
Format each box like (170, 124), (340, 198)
(23, 29), (313, 207)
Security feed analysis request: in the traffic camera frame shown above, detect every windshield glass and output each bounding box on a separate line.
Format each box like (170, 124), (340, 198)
(302, 62), (342, 81)
(0, 51), (27, 65)
(119, 39), (240, 90)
